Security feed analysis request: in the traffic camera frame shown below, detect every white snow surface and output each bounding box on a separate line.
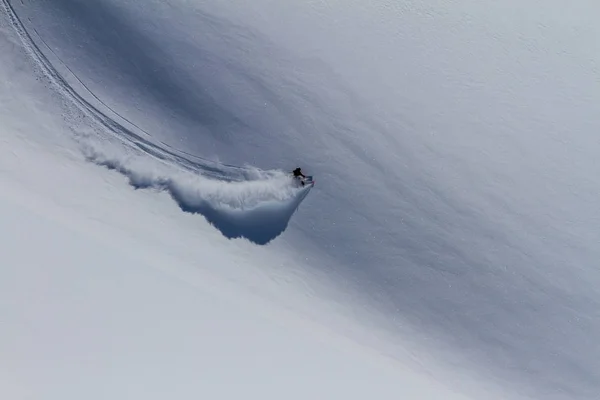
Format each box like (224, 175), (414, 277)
(2, 0), (600, 399)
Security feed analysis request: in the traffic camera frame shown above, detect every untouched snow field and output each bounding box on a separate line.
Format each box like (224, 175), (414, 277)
(3, 0), (600, 399)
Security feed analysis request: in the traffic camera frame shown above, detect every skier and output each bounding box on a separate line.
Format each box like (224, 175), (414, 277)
(292, 167), (306, 179)
(292, 167), (307, 186)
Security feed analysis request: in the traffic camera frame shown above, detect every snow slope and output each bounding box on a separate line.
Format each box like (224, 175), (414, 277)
(0, 138), (447, 399)
(1, 6), (476, 400)
(0, 108), (455, 400)
(3, 0), (600, 399)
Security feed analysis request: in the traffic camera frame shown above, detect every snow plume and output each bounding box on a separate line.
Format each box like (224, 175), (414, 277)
(82, 143), (312, 244)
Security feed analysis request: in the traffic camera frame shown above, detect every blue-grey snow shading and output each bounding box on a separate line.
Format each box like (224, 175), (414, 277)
(9, 0), (600, 398)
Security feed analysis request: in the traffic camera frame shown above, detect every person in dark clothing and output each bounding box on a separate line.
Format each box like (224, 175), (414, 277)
(292, 167), (306, 186)
(292, 167), (305, 178)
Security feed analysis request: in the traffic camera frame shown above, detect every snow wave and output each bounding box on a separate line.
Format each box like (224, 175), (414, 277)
(83, 144), (312, 245)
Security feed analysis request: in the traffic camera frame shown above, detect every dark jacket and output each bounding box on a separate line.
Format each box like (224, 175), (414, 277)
(293, 168), (305, 178)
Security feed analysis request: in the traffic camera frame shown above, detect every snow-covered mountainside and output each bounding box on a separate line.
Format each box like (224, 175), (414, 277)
(2, 0), (600, 399)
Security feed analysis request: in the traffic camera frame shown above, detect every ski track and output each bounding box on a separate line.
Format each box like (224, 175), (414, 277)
(1, 0), (315, 244)
(2, 0), (257, 182)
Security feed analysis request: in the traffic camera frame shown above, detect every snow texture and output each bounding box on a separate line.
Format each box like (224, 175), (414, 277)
(3, 0), (600, 399)
(83, 145), (312, 244)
